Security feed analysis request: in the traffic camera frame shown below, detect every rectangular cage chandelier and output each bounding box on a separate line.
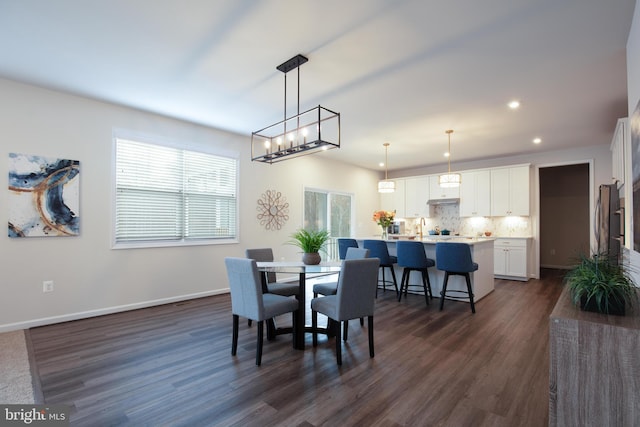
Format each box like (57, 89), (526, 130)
(251, 54), (341, 164)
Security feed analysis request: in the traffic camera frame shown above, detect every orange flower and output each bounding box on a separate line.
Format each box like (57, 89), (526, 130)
(372, 210), (395, 227)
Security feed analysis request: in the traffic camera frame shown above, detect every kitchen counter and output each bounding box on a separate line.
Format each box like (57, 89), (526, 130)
(356, 237), (494, 303)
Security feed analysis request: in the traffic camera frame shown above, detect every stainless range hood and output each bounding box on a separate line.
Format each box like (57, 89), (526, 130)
(427, 198), (460, 205)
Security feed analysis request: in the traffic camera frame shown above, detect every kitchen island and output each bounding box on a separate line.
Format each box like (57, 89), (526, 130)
(356, 237), (495, 304)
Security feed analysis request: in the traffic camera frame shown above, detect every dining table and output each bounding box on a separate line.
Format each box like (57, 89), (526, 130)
(256, 261), (341, 349)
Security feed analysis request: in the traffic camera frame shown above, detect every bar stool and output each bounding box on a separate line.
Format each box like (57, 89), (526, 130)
(337, 238), (359, 260)
(396, 240), (435, 306)
(436, 242), (478, 314)
(363, 239), (398, 297)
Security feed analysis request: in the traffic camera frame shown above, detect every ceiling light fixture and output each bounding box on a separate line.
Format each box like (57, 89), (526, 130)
(533, 137), (542, 144)
(251, 54), (341, 164)
(508, 100), (520, 109)
(439, 129), (461, 188)
(378, 143), (395, 193)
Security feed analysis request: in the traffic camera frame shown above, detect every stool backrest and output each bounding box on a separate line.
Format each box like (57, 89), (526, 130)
(363, 240), (393, 264)
(436, 242), (475, 273)
(337, 239), (359, 260)
(396, 240), (428, 268)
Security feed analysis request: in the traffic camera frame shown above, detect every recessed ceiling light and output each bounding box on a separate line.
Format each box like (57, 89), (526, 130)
(444, 152), (450, 158)
(508, 100), (520, 109)
(379, 162), (385, 167)
(533, 137), (542, 144)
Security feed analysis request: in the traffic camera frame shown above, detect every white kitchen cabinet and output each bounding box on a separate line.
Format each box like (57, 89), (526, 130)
(490, 165), (530, 216)
(460, 170), (491, 217)
(404, 176), (430, 217)
(380, 178), (406, 218)
(494, 238), (528, 281)
(428, 175), (460, 200)
(611, 117), (628, 190)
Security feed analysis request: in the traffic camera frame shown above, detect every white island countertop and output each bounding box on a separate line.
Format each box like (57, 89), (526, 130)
(358, 236), (496, 245)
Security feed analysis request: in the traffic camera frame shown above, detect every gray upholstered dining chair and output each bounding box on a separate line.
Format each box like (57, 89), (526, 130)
(312, 247), (370, 330)
(245, 248), (299, 297)
(224, 257), (298, 366)
(311, 257), (380, 365)
(245, 248), (299, 328)
(312, 247), (370, 298)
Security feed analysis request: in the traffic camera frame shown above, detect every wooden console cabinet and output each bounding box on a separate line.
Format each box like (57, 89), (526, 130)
(549, 287), (640, 426)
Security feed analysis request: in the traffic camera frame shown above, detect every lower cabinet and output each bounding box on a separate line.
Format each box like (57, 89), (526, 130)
(494, 238), (528, 281)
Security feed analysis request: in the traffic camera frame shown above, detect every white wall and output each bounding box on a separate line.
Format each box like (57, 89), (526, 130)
(0, 78), (381, 331)
(625, 0), (640, 281)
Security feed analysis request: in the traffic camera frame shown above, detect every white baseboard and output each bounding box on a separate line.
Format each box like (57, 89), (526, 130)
(0, 289), (229, 333)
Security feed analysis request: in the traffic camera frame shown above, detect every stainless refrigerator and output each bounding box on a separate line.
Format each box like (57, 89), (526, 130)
(595, 183), (622, 263)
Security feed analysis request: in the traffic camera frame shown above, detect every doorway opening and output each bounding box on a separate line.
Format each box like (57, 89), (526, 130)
(538, 163), (590, 270)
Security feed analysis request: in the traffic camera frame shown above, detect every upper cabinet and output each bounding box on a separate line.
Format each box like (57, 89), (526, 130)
(460, 170), (491, 217)
(490, 165), (530, 216)
(380, 178), (406, 218)
(428, 175), (460, 200)
(405, 176), (430, 218)
(611, 118), (628, 190)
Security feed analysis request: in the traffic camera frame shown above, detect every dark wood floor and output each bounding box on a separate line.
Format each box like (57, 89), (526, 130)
(28, 269), (565, 426)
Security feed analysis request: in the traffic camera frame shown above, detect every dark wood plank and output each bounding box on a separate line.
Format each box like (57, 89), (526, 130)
(28, 269), (564, 426)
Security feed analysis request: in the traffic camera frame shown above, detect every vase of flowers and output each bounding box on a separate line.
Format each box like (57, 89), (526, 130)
(373, 210), (395, 240)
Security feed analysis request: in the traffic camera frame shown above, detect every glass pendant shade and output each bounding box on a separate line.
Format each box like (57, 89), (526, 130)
(378, 142), (395, 193)
(378, 180), (396, 193)
(438, 173), (461, 188)
(439, 129), (460, 188)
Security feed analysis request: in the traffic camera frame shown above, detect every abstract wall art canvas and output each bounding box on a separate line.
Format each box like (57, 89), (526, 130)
(8, 153), (80, 237)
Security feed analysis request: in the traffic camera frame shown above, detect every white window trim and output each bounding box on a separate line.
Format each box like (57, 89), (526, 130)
(111, 129), (240, 249)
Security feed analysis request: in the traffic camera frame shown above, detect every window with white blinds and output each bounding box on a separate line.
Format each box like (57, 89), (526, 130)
(114, 137), (238, 247)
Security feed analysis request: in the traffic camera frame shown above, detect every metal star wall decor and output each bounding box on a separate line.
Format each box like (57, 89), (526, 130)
(256, 189), (289, 230)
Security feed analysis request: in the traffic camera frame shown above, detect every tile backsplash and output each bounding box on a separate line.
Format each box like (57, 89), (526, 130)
(402, 204), (531, 237)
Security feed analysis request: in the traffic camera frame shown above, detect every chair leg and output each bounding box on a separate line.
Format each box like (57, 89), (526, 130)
(312, 308), (318, 347)
(256, 320), (264, 366)
(440, 272), (450, 311)
(425, 269), (433, 299)
(335, 320), (342, 365)
(292, 311), (298, 349)
(381, 267), (387, 293)
(389, 266), (399, 296)
(343, 320), (349, 342)
(465, 273), (476, 314)
(398, 269), (408, 301)
(368, 316), (374, 358)
(404, 270), (410, 297)
(232, 314), (239, 356)
(247, 319), (252, 327)
(421, 270), (430, 306)
(359, 317), (364, 326)
(266, 318), (276, 341)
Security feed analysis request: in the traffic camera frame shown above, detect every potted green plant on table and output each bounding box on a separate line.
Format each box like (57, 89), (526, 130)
(288, 229), (330, 265)
(563, 253), (638, 316)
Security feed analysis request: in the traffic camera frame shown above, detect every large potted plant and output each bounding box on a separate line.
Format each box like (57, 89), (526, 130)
(288, 229), (330, 265)
(563, 253), (638, 316)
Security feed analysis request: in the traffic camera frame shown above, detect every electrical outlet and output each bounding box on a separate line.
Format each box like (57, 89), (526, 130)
(43, 280), (54, 293)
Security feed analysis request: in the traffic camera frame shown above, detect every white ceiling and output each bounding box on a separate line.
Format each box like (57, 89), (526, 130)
(0, 0), (635, 172)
